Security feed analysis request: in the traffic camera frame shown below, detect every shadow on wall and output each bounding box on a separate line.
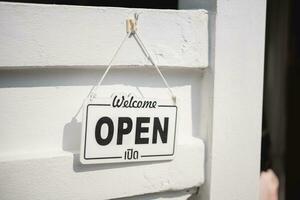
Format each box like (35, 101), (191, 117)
(0, 68), (204, 141)
(63, 117), (81, 153)
(0, 68), (206, 172)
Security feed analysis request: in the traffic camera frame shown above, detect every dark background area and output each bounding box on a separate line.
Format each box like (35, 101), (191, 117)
(2, 0), (178, 9)
(286, 0), (300, 199)
(264, 0), (300, 199)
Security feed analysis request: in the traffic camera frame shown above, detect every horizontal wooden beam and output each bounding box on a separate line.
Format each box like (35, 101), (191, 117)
(0, 140), (204, 199)
(0, 2), (208, 69)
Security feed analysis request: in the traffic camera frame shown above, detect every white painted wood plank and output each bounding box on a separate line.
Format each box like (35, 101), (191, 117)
(0, 70), (203, 155)
(0, 68), (205, 199)
(0, 2), (208, 69)
(0, 141), (204, 200)
(119, 188), (198, 200)
(178, 0), (266, 199)
(207, 0), (267, 200)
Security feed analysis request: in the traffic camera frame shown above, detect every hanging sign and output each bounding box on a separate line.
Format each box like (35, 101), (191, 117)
(80, 94), (177, 164)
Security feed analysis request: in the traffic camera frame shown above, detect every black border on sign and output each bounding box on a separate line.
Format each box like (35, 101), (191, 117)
(83, 104), (177, 160)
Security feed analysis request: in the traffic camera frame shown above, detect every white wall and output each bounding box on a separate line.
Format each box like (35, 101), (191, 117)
(0, 0), (267, 199)
(0, 2), (208, 200)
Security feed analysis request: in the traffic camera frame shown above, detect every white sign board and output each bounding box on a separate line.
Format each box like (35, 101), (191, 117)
(80, 94), (177, 164)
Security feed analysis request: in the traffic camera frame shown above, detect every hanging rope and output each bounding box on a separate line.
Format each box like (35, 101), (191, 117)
(133, 32), (176, 100)
(88, 32), (130, 101)
(74, 14), (176, 118)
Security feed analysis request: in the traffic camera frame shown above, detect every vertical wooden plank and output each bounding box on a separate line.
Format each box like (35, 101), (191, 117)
(208, 0), (267, 199)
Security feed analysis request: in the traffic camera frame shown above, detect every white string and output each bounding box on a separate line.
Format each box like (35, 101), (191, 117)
(133, 32), (176, 100)
(89, 30), (175, 101)
(89, 32), (130, 100)
(82, 18), (176, 106)
(74, 18), (176, 118)
(73, 33), (130, 118)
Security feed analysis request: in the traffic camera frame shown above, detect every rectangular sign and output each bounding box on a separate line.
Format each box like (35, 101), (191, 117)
(80, 94), (177, 164)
